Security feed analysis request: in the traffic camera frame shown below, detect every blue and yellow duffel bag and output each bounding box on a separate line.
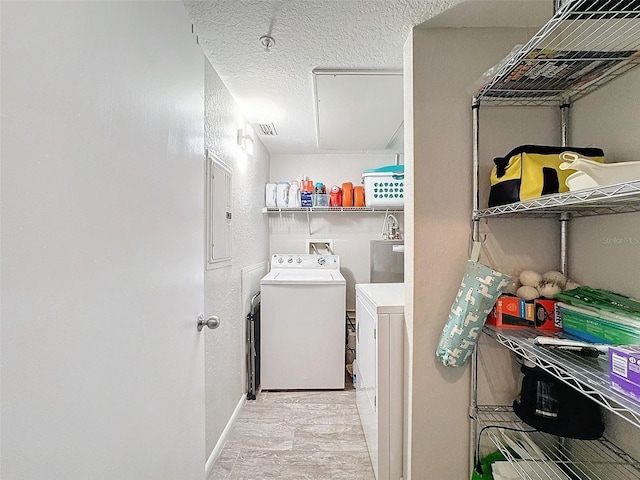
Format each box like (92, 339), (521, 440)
(488, 145), (605, 207)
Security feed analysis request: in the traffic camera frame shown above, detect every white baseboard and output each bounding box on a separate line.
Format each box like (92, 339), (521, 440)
(204, 394), (246, 478)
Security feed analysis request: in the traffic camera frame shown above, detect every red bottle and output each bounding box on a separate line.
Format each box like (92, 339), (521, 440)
(329, 185), (342, 207)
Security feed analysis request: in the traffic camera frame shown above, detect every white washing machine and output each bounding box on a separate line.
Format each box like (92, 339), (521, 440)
(260, 254), (346, 390)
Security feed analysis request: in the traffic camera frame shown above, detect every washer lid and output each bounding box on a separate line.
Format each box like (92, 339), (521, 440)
(261, 269), (345, 285)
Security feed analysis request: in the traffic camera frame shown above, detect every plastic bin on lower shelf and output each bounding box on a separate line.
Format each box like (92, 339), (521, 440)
(474, 406), (640, 479)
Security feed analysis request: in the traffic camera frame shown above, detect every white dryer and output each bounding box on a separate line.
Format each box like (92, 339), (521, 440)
(260, 254), (346, 390)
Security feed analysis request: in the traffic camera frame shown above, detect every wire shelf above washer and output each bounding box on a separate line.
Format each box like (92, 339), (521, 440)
(474, 0), (640, 107)
(262, 206), (404, 213)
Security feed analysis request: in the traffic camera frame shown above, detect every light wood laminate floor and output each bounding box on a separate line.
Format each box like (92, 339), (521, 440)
(207, 386), (375, 480)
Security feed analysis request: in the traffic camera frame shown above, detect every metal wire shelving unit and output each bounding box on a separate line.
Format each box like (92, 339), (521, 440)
(474, 406), (640, 479)
(469, 1), (640, 478)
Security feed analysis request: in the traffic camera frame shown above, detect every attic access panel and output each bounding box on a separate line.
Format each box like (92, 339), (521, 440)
(313, 70), (403, 151)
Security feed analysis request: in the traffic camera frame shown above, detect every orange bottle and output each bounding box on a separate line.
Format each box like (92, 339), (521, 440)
(354, 186), (365, 207)
(342, 182), (354, 207)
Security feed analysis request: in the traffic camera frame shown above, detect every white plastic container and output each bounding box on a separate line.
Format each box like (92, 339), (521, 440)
(560, 152), (640, 191)
(265, 183), (277, 207)
(288, 180), (301, 207)
(362, 165), (404, 207)
(276, 181), (290, 207)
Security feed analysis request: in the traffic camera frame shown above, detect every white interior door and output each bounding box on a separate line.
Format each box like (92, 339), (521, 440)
(1, 2), (206, 479)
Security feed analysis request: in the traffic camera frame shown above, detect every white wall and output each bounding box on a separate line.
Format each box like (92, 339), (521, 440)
(203, 60), (271, 459)
(269, 153), (404, 309)
(408, 26), (555, 479)
(569, 66), (640, 299)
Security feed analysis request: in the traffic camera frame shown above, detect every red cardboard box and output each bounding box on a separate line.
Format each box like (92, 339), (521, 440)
(487, 295), (532, 328)
(534, 298), (561, 331)
(487, 295), (561, 331)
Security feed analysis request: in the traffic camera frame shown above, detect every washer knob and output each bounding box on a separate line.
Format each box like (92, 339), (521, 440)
(287, 257), (293, 263)
(318, 257), (326, 265)
(277, 257), (284, 264)
(296, 257), (302, 263)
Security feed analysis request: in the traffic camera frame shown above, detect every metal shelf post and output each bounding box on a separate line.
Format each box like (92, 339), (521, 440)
(560, 211), (570, 276)
(472, 98), (481, 243)
(560, 102), (570, 147)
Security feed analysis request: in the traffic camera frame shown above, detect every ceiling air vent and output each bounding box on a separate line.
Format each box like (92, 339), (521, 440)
(256, 122), (278, 136)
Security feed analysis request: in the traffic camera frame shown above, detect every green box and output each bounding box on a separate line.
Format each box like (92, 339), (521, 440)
(559, 305), (640, 345)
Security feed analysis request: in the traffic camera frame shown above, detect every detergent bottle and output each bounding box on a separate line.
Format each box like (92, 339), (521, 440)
(288, 180), (301, 207)
(300, 177), (313, 207)
(276, 181), (290, 207)
(342, 182), (354, 207)
(329, 185), (342, 207)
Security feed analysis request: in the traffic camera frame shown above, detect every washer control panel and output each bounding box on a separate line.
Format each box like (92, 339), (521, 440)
(271, 254), (340, 269)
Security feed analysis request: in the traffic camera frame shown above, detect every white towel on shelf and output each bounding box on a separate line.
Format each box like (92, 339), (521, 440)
(492, 460), (570, 480)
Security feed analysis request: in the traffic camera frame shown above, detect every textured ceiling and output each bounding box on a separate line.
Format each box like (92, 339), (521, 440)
(183, 0), (461, 154)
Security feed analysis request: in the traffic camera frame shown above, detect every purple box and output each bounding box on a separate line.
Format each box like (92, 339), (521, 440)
(609, 345), (640, 402)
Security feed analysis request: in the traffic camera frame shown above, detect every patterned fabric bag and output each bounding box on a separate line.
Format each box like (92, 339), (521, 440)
(436, 260), (510, 367)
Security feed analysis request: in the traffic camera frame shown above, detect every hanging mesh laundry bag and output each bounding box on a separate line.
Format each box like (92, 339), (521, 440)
(437, 260), (511, 367)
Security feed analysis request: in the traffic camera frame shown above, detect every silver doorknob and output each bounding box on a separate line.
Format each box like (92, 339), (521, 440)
(197, 314), (220, 332)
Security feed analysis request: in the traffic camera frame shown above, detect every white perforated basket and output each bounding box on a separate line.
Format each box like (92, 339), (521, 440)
(362, 171), (405, 207)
